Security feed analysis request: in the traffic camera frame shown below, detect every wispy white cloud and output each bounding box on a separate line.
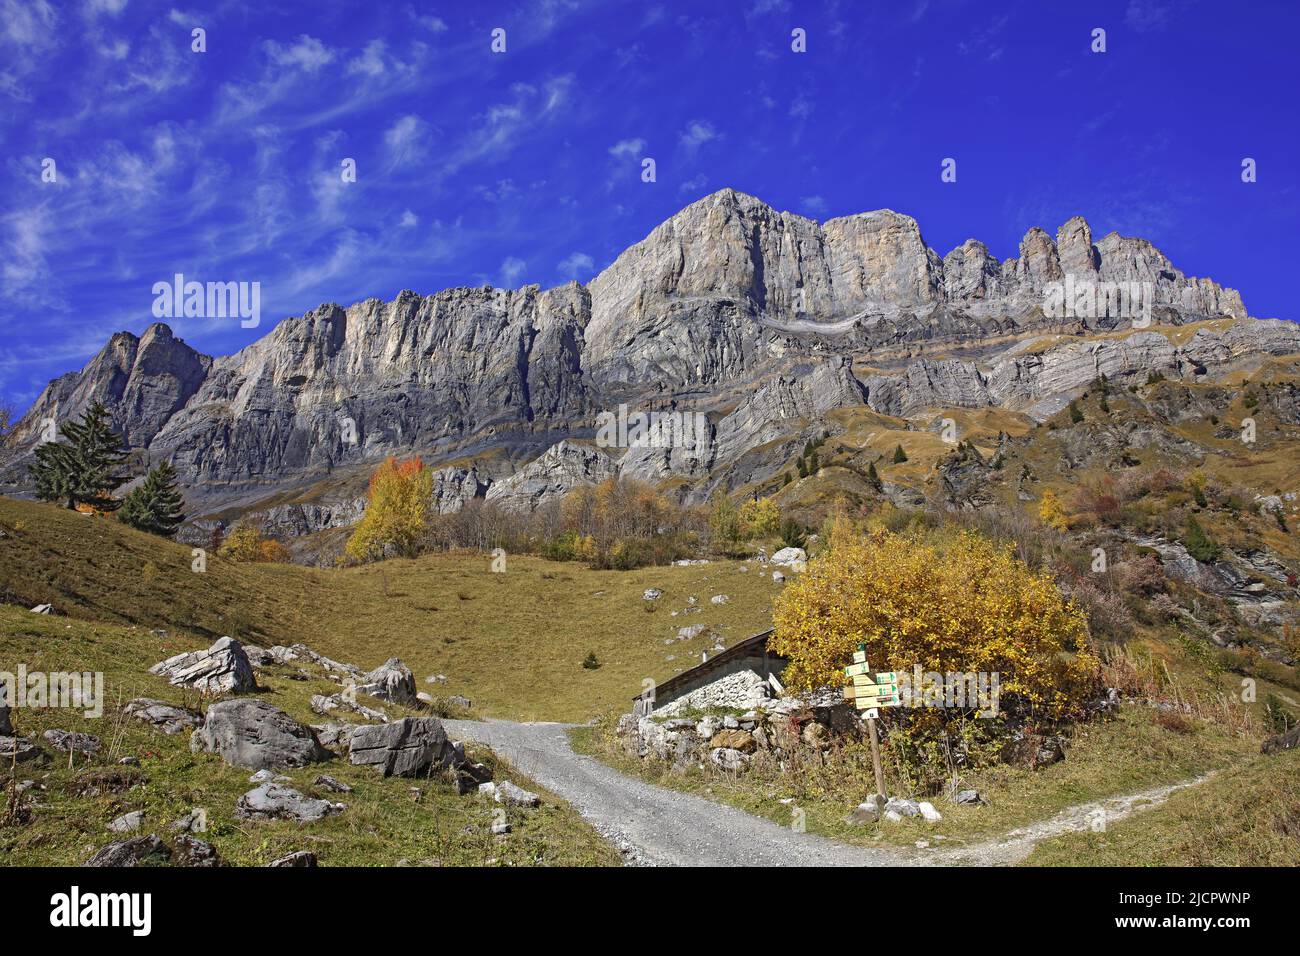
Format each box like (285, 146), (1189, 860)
(678, 119), (718, 154)
(557, 252), (594, 279)
(609, 138), (645, 158)
(264, 34), (335, 72)
(499, 256), (527, 287)
(1, 205), (54, 305)
(678, 173), (707, 197)
(383, 114), (431, 169)
(801, 195), (828, 216)
(1125, 0), (1174, 32)
(346, 39), (389, 77)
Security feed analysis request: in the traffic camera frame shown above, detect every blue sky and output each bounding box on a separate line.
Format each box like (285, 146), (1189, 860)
(2, 0), (1296, 412)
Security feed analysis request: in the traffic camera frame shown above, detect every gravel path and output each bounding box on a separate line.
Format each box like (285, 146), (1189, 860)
(444, 718), (903, 866)
(445, 718), (1209, 867)
(936, 773), (1215, 866)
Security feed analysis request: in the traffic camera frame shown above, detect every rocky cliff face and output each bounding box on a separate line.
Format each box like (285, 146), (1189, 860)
(2, 188), (1284, 526)
(8, 324), (211, 449)
(484, 440), (617, 512)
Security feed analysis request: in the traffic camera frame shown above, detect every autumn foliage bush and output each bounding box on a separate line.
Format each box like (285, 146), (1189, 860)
(770, 524), (1100, 719)
(346, 456), (432, 562)
(217, 523), (290, 563)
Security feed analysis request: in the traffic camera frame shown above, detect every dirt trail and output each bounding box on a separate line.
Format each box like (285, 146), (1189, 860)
(445, 718), (1208, 867)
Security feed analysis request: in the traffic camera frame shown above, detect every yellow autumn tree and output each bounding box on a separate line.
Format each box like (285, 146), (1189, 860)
(1038, 488), (1070, 531)
(739, 496), (781, 538)
(770, 528), (1098, 718)
(346, 457), (433, 562)
(218, 523), (288, 563)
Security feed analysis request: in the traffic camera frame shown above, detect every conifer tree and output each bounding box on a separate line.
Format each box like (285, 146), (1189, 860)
(866, 461), (883, 492)
(118, 461), (186, 537)
(892, 444), (908, 464)
(29, 402), (129, 511)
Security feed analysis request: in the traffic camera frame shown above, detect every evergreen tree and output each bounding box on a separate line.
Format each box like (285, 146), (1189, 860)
(29, 402), (129, 511)
(1183, 516), (1221, 563)
(796, 457), (808, 478)
(866, 461), (883, 492)
(892, 444), (908, 464)
(118, 461), (186, 537)
(1069, 401), (1085, 424)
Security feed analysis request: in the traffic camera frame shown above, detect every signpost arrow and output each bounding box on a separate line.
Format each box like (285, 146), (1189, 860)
(845, 643), (891, 802)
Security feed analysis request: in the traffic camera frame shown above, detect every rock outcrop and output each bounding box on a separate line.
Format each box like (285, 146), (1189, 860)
(485, 440), (617, 511)
(123, 698), (204, 735)
(235, 783), (343, 822)
(355, 658), (418, 706)
(348, 717), (464, 777)
(150, 637), (257, 695)
(2, 188), (1275, 528)
(190, 698), (331, 770)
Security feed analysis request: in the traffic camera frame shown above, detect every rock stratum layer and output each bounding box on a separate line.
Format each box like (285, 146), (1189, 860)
(2, 189), (1293, 527)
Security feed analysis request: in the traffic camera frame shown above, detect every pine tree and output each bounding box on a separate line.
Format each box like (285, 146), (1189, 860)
(892, 444), (908, 464)
(29, 401), (129, 511)
(118, 461), (186, 537)
(866, 461), (883, 492)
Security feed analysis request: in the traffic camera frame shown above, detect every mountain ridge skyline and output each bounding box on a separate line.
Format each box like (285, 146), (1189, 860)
(7, 183), (1273, 425)
(4, 2), (1295, 409)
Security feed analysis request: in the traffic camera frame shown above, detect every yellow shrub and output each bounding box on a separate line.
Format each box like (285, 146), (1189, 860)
(739, 496), (781, 538)
(218, 524), (283, 563)
(770, 528), (1098, 718)
(1038, 488), (1070, 531)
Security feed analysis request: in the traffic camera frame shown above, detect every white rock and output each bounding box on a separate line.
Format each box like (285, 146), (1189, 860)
(918, 801), (942, 823)
(495, 781), (540, 807)
(770, 547), (807, 567)
(710, 594), (729, 605)
(107, 810), (145, 833)
(710, 747), (748, 771)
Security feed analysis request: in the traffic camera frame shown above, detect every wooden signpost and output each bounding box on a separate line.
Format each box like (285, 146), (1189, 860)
(843, 643), (899, 800)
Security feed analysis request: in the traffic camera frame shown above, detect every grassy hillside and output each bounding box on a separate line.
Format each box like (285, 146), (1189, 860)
(0, 496), (777, 721)
(0, 606), (619, 866)
(1024, 744), (1300, 866)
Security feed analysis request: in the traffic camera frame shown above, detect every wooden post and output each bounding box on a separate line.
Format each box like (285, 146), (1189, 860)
(867, 710), (886, 801)
(858, 643), (887, 800)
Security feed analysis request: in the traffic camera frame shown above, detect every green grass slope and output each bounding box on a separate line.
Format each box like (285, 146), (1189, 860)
(0, 606), (619, 866)
(0, 496), (777, 721)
